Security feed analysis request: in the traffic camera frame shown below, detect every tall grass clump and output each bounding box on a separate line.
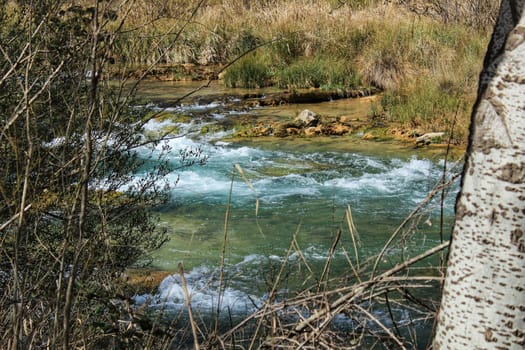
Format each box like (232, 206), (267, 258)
(359, 25), (413, 90)
(381, 78), (467, 130)
(269, 28), (310, 63)
(335, 0), (383, 10)
(276, 57), (361, 90)
(223, 53), (273, 88)
(375, 20), (488, 142)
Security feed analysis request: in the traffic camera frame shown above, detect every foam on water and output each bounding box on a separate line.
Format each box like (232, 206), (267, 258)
(210, 144), (260, 161)
(256, 175), (322, 203)
(143, 118), (175, 132)
(136, 105), (444, 209)
(324, 157), (435, 197)
(41, 136), (66, 148)
(135, 254), (420, 330)
(173, 170), (240, 197)
(137, 265), (261, 315)
(144, 101), (223, 113)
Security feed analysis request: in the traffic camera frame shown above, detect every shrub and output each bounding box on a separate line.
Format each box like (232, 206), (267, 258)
(270, 29), (308, 64)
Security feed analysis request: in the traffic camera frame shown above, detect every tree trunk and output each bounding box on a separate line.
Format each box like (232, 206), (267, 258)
(433, 1), (525, 349)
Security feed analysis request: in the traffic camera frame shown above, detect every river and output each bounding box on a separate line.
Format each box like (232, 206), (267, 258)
(130, 80), (461, 346)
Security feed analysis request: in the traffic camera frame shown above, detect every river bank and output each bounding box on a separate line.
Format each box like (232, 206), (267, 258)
(133, 76), (466, 151)
(110, 0), (491, 147)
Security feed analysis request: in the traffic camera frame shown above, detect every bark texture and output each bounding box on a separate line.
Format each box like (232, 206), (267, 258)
(433, 1), (525, 349)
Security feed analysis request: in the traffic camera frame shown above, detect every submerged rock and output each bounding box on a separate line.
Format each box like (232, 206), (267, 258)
(304, 126), (323, 136)
(286, 127), (302, 136)
(252, 124), (273, 136)
(338, 115), (359, 125)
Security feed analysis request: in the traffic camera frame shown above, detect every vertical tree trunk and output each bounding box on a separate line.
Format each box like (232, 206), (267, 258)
(434, 1), (525, 349)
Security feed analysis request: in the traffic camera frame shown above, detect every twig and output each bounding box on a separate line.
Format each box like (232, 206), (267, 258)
(346, 205), (361, 266)
(179, 262), (201, 350)
(294, 241), (449, 332)
(318, 228), (342, 291)
(353, 304), (407, 350)
(0, 204), (32, 232)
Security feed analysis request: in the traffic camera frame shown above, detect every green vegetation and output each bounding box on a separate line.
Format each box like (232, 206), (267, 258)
(1, 0), (498, 349)
(223, 53), (272, 88)
(275, 56), (360, 90)
(0, 1), (196, 348)
(110, 0), (493, 143)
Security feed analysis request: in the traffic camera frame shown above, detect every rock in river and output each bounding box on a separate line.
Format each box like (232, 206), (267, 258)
(294, 109), (319, 127)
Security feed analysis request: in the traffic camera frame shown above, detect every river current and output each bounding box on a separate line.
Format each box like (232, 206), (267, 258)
(130, 82), (461, 330)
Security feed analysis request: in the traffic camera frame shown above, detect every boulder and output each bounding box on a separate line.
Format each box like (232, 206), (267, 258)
(273, 123), (291, 137)
(338, 116), (358, 125)
(294, 109), (319, 127)
(362, 133), (376, 140)
(252, 124), (272, 136)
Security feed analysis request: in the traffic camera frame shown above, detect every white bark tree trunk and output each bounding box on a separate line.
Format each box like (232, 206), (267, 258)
(433, 1), (525, 349)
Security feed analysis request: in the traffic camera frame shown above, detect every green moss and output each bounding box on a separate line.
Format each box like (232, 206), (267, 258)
(200, 124), (225, 134)
(154, 113), (192, 123)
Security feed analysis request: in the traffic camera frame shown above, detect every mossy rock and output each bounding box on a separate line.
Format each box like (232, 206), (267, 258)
(160, 125), (180, 135)
(153, 112), (192, 124)
(200, 124), (225, 134)
(172, 114), (193, 123)
(143, 124), (180, 138)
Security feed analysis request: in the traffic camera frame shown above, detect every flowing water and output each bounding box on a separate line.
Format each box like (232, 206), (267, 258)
(131, 81), (461, 339)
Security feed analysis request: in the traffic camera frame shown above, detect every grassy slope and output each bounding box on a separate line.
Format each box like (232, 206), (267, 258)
(116, 0), (493, 144)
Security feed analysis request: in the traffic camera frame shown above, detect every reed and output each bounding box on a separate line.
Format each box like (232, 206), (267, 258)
(223, 53), (272, 88)
(275, 57), (361, 90)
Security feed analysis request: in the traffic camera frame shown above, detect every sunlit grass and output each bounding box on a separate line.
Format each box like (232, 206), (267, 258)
(113, 0), (491, 143)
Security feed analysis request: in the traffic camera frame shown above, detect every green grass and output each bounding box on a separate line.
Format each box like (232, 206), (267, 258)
(113, 0), (492, 143)
(275, 57), (361, 90)
(223, 53), (272, 88)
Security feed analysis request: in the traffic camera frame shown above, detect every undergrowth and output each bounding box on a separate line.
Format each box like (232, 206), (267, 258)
(113, 0), (491, 144)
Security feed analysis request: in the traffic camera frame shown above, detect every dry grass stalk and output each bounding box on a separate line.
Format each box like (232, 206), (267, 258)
(179, 262), (201, 350)
(371, 171), (461, 278)
(205, 158), (461, 349)
(346, 205), (361, 266)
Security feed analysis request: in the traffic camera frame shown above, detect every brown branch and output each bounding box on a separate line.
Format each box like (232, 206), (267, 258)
(294, 241), (449, 332)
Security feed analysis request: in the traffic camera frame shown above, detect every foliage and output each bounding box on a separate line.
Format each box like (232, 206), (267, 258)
(0, 1), (176, 348)
(276, 57), (361, 90)
(333, 0), (383, 10)
(223, 53), (272, 88)
(380, 78), (470, 139)
(108, 0), (491, 142)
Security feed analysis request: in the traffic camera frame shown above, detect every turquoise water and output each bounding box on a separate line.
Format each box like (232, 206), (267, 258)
(129, 92), (461, 322)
